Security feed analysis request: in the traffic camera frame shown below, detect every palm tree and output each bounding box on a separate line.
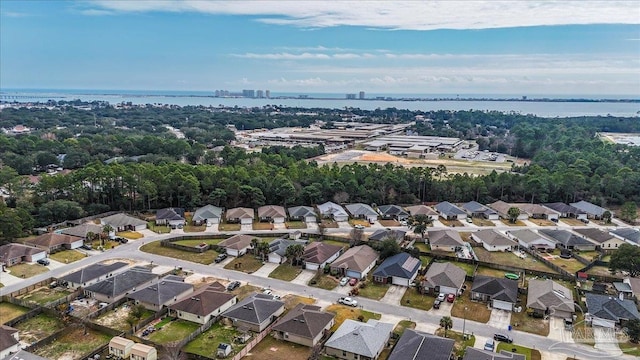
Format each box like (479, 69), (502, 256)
(440, 316), (453, 338)
(258, 241), (270, 262)
(286, 243), (305, 266)
(101, 225), (113, 246)
(251, 238), (259, 255)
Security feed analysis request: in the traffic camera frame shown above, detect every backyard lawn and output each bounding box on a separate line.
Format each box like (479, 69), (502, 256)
(285, 221), (307, 229)
(269, 263), (303, 281)
(586, 265), (624, 278)
(0, 302), (29, 323)
(325, 304), (381, 331)
(474, 248), (558, 273)
(94, 304), (154, 331)
(309, 274), (339, 290)
(414, 242), (429, 253)
(432, 260), (476, 277)
(451, 282), (492, 323)
(496, 343), (542, 360)
(317, 239), (348, 249)
(33, 327), (110, 360)
(244, 335), (312, 360)
(17, 287), (72, 306)
(510, 295), (549, 336)
(184, 322), (244, 358)
(224, 256), (264, 274)
(574, 251), (600, 262)
(140, 241), (219, 264)
(435, 329), (475, 358)
(147, 318), (199, 344)
(8, 263), (49, 278)
(401, 288), (435, 311)
(420, 255), (432, 266)
(15, 313), (65, 344)
(476, 266), (513, 278)
(357, 278), (389, 300)
(49, 250), (86, 264)
(218, 223), (241, 231)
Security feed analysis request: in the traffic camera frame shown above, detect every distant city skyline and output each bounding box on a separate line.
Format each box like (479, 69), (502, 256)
(1, 1), (639, 96)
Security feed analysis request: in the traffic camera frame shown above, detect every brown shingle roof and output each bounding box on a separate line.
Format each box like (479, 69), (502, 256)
(25, 233), (82, 249)
(0, 325), (19, 352)
(0, 243), (45, 263)
(170, 285), (236, 317)
(330, 245), (378, 272)
(303, 242), (343, 264)
(272, 304), (334, 340)
(218, 234), (257, 250)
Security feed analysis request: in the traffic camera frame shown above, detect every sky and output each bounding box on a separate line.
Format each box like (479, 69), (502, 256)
(1, 1), (640, 96)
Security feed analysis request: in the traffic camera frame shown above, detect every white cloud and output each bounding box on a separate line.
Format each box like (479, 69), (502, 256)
(87, 1), (639, 30)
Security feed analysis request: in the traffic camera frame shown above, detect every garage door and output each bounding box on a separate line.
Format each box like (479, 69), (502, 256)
(391, 277), (409, 286)
(346, 270), (361, 279)
(592, 317), (615, 328)
(439, 286), (458, 296)
(492, 299), (513, 311)
(306, 263), (319, 271)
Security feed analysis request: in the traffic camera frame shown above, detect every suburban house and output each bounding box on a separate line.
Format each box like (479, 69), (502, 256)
(101, 213), (147, 232)
(0, 325), (20, 359)
(287, 206), (318, 223)
(515, 204), (560, 221)
(345, 203), (379, 223)
(618, 277), (640, 301)
(192, 205), (223, 225)
(218, 234), (257, 257)
(570, 200), (610, 220)
(421, 262), (466, 296)
(427, 229), (465, 252)
(302, 242), (343, 270)
(388, 329), (455, 360)
(5, 350), (48, 360)
(610, 228), (640, 247)
(573, 228), (626, 250)
(155, 208), (185, 227)
(463, 348), (525, 360)
(543, 203), (587, 220)
(368, 229), (406, 244)
(471, 229), (517, 252)
(84, 267), (158, 303)
(272, 303), (335, 347)
(317, 202), (349, 222)
(585, 293), (640, 328)
(377, 205), (409, 221)
(109, 336), (134, 359)
(170, 284), (237, 325)
(471, 275), (519, 311)
(225, 207), (255, 225)
(434, 201), (467, 220)
(130, 343), (157, 360)
(25, 232), (84, 253)
(538, 229), (597, 251)
(526, 279), (575, 319)
(488, 201), (528, 221)
(60, 261), (128, 289)
(222, 293), (285, 332)
(330, 245), (379, 279)
(127, 276), (194, 311)
(60, 222), (103, 240)
(324, 319), (394, 360)
(461, 201), (499, 220)
(372, 252), (421, 286)
(405, 205), (438, 221)
(258, 205), (287, 223)
(507, 229), (556, 250)
(0, 243), (47, 267)
(267, 238), (298, 264)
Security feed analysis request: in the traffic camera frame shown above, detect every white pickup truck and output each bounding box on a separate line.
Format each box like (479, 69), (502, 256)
(338, 296), (358, 307)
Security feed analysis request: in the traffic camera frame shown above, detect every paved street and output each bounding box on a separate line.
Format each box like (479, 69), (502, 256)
(0, 228), (635, 360)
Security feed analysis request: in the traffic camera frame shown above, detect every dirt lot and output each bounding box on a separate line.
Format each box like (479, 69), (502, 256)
(69, 298), (100, 318)
(93, 303), (153, 331)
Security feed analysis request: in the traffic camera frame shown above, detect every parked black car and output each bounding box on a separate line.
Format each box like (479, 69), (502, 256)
(214, 253), (228, 263)
(115, 237), (128, 244)
(37, 258), (50, 266)
(433, 299), (442, 309)
(493, 333), (513, 343)
(226, 281), (241, 291)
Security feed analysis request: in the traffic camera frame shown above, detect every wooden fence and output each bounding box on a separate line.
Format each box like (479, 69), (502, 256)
(5, 278), (56, 299)
(85, 297), (128, 320)
(230, 323), (275, 360)
(521, 247), (575, 279)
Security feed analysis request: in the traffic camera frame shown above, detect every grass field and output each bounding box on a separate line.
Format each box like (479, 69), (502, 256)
(224, 256), (264, 274)
(0, 302), (29, 323)
(572, 312), (594, 346)
(529, 219), (556, 226)
(435, 329), (475, 358)
(414, 242), (429, 252)
(309, 274), (339, 290)
(116, 231), (143, 239)
(49, 250), (86, 264)
(147, 222), (171, 233)
(17, 287), (72, 306)
(401, 288), (435, 311)
(393, 320), (416, 337)
(246, 335), (312, 360)
(439, 218), (464, 227)
(148, 318), (199, 344)
(357, 279), (390, 300)
(94, 304), (154, 331)
(269, 263), (303, 281)
(325, 304), (381, 331)
(474, 248), (558, 273)
(560, 218), (586, 226)
(451, 282), (492, 323)
(253, 222), (275, 230)
(172, 238), (223, 247)
(476, 266), (512, 278)
(282, 294), (315, 311)
(285, 221), (308, 229)
(420, 255), (432, 266)
(140, 241), (219, 264)
(184, 322), (244, 358)
(500, 219), (527, 226)
(496, 343), (542, 360)
(218, 223), (241, 231)
(349, 219), (371, 227)
(510, 295), (549, 336)
(574, 250), (600, 262)
(618, 340), (640, 357)
(8, 263), (49, 278)
(431, 260), (476, 276)
(15, 313), (65, 344)
(587, 265), (623, 278)
(34, 327), (110, 360)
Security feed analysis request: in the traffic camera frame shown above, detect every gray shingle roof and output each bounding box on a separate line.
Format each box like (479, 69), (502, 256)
(538, 229), (595, 247)
(128, 277), (193, 306)
(272, 304), (335, 340)
(570, 200), (607, 217)
(428, 229), (465, 247)
(388, 329), (454, 360)
(60, 223), (103, 238)
(0, 325), (19, 352)
(287, 206), (317, 218)
(85, 268), (157, 298)
(473, 229), (516, 247)
(377, 205), (409, 218)
(471, 275), (518, 303)
(325, 319), (393, 358)
(610, 228), (640, 245)
(156, 208), (185, 221)
(508, 229), (556, 245)
(585, 293), (640, 322)
(101, 213), (147, 228)
(60, 261), (128, 284)
(573, 228), (615, 244)
(192, 205), (223, 222)
(434, 201), (466, 216)
(317, 202), (348, 217)
(169, 285), (236, 317)
(543, 202), (585, 215)
(345, 203), (378, 217)
(462, 201), (497, 216)
(527, 280), (574, 314)
(330, 245), (378, 273)
(405, 205), (438, 216)
(368, 229), (406, 242)
(268, 238), (297, 257)
(372, 252), (420, 279)
(423, 262), (466, 290)
(222, 293), (284, 326)
(5, 350), (49, 360)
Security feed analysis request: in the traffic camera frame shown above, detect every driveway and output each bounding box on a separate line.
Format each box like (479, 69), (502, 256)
(291, 269), (316, 285)
(430, 300), (453, 317)
(548, 317), (573, 343)
(337, 221), (352, 229)
(488, 309), (512, 332)
(593, 327), (622, 356)
(240, 224), (253, 231)
(305, 222), (318, 231)
(46, 259), (68, 270)
(251, 262), (278, 278)
(379, 285), (407, 305)
(0, 272), (23, 287)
